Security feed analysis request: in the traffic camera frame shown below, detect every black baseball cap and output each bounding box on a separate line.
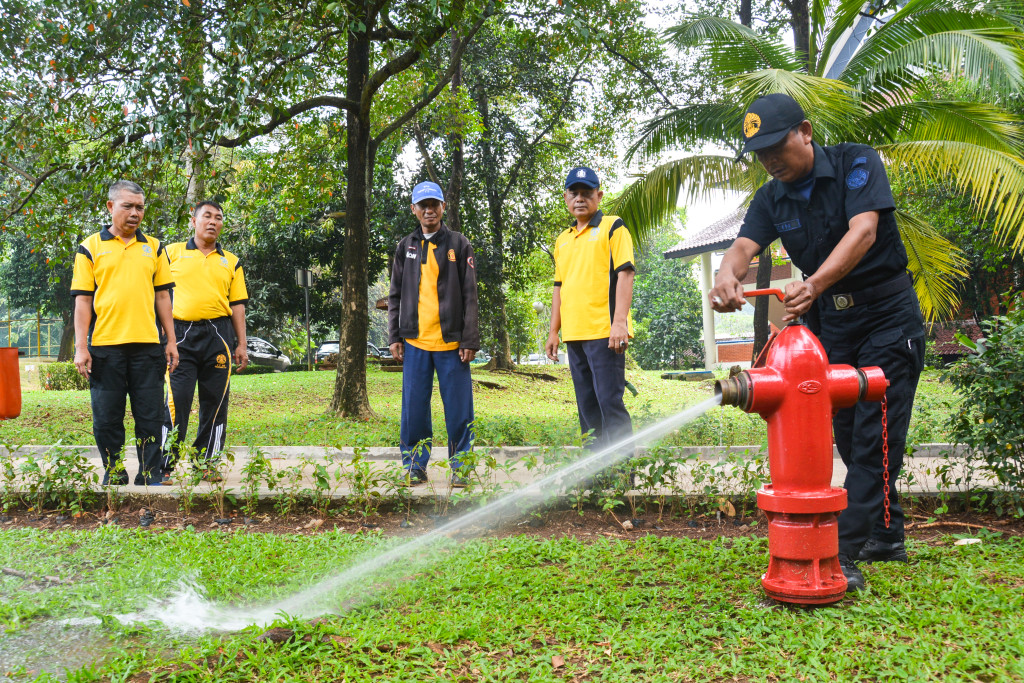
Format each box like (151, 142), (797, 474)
(738, 93), (806, 158)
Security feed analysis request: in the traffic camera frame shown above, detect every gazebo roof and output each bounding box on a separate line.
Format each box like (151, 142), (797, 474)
(663, 207), (746, 260)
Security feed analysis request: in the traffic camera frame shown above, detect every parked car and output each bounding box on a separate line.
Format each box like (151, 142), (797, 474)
(316, 341), (393, 363)
(315, 341), (340, 363)
(366, 342), (393, 360)
(247, 337), (291, 372)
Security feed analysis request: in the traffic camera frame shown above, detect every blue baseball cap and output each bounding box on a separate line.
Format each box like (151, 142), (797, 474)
(412, 181), (445, 204)
(564, 166), (600, 190)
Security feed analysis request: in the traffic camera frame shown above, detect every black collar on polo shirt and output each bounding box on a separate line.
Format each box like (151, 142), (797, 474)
(567, 210), (604, 229)
(186, 237), (225, 256)
(100, 225), (146, 242)
(773, 141), (837, 202)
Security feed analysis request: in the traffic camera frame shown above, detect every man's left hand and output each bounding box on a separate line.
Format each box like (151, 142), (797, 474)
(609, 322), (629, 354)
(459, 348), (477, 364)
(234, 343), (249, 371)
(165, 340), (179, 372)
(782, 280), (818, 321)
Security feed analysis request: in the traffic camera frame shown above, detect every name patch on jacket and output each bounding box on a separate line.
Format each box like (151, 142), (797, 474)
(405, 246), (418, 259)
(774, 219), (802, 233)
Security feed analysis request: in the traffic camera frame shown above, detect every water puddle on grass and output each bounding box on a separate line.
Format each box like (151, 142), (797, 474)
(0, 621), (118, 682)
(48, 397), (723, 639)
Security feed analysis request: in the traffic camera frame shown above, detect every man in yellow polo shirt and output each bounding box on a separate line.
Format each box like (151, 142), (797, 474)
(388, 181), (480, 487)
(545, 166), (636, 457)
(71, 180), (178, 486)
(160, 200), (249, 483)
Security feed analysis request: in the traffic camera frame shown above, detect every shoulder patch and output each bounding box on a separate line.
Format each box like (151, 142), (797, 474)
(852, 156), (868, 167)
(846, 168), (869, 190)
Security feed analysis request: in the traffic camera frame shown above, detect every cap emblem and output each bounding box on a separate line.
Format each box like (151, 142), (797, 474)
(576, 169), (587, 178)
(743, 112), (761, 139)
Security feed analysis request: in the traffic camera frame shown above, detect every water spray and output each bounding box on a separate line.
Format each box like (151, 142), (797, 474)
(100, 396), (722, 632)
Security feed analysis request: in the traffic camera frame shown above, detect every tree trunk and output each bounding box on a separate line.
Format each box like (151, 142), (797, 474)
(181, 0), (207, 207)
(476, 91), (514, 370)
(330, 27), (373, 418)
(486, 204), (514, 371)
(57, 308), (74, 362)
(788, 0), (811, 66)
(739, 0), (751, 26)
(445, 31), (464, 233)
(751, 247), (772, 363)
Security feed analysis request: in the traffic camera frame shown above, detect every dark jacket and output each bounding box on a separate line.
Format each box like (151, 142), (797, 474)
(388, 223), (480, 349)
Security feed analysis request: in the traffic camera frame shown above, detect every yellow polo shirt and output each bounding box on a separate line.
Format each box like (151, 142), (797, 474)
(165, 238), (248, 320)
(553, 211), (635, 342)
(407, 238), (459, 352)
(70, 227), (174, 345)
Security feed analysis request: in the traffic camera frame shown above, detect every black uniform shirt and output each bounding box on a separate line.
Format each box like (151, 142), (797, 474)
(738, 141), (908, 296)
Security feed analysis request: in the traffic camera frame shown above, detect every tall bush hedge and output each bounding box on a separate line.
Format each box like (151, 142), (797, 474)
(946, 296), (1024, 516)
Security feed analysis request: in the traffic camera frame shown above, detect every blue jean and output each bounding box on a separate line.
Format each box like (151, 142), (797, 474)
(399, 343), (474, 473)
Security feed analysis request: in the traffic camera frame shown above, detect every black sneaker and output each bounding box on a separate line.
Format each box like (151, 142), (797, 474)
(400, 469), (428, 486)
(839, 554), (865, 592)
(450, 473), (470, 488)
(858, 538), (909, 563)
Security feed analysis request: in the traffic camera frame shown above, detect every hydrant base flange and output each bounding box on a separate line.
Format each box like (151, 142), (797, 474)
(757, 485), (847, 513)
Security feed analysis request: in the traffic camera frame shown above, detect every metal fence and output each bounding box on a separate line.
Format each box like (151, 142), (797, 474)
(0, 308), (63, 358)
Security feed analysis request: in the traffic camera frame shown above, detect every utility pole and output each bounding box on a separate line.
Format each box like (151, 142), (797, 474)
(296, 268), (314, 371)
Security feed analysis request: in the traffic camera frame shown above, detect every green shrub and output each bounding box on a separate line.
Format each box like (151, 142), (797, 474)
(946, 296), (1024, 516)
(40, 362), (89, 391)
(473, 415), (527, 446)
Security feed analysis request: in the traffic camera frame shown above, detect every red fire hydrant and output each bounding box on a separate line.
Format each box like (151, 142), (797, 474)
(0, 347), (22, 420)
(715, 289), (887, 604)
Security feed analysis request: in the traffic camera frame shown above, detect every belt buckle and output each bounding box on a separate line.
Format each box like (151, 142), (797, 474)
(832, 293), (854, 310)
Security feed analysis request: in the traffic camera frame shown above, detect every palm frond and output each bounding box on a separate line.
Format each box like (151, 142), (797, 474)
(841, 2), (1024, 94)
(882, 140), (1024, 249)
(814, 0), (874, 76)
(611, 155), (764, 243)
(664, 17), (802, 74)
(863, 100), (1024, 152)
(896, 209), (968, 321)
(625, 102), (745, 164)
(726, 69), (865, 143)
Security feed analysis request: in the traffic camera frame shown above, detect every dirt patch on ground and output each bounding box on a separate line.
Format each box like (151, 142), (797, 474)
(1, 500), (1021, 542)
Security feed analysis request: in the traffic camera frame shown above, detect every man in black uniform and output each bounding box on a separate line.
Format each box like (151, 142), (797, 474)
(710, 94), (925, 591)
(160, 200), (249, 482)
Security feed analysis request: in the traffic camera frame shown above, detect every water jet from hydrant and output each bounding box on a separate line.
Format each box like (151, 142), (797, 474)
(99, 396), (723, 633)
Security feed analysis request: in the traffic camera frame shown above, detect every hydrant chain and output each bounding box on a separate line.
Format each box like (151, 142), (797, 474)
(882, 392), (890, 529)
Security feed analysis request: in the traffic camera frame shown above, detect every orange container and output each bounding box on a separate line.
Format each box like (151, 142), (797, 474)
(0, 347), (22, 420)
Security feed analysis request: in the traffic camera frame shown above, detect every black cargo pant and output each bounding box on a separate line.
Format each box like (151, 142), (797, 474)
(819, 287), (925, 558)
(88, 343), (167, 486)
(161, 317), (234, 471)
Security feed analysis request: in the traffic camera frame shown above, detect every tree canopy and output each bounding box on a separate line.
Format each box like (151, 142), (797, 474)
(614, 0), (1024, 320)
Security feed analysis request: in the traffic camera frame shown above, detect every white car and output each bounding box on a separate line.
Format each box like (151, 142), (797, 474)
(247, 337), (292, 372)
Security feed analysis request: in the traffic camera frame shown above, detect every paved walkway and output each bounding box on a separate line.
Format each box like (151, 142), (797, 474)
(0, 444), (982, 500)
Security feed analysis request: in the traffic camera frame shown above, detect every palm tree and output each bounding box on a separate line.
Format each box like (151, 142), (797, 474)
(615, 0), (1024, 320)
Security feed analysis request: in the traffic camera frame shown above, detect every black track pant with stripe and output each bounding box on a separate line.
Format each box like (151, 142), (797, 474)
(162, 317), (234, 470)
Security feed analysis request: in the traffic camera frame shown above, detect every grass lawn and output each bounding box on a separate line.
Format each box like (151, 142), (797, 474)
(0, 527), (1020, 681)
(2, 366), (959, 449)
